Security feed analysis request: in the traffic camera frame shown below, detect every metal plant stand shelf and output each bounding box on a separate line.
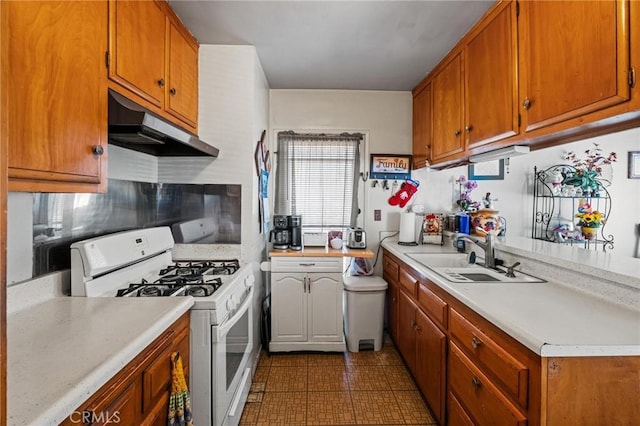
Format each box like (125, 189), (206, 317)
(532, 165), (614, 252)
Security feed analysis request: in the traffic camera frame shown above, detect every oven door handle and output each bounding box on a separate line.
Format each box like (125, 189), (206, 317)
(212, 287), (254, 342)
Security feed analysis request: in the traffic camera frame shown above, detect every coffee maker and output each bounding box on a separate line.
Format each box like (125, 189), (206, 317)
(288, 215), (302, 251)
(270, 215), (290, 250)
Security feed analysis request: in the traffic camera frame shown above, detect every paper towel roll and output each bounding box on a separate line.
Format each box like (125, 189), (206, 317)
(399, 212), (416, 243)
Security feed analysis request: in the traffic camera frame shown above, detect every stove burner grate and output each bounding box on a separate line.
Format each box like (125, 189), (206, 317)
(116, 277), (223, 298)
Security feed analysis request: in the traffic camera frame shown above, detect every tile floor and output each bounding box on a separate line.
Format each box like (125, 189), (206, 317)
(240, 341), (437, 425)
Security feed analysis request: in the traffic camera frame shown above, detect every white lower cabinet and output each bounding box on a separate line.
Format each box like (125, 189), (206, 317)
(270, 257), (346, 352)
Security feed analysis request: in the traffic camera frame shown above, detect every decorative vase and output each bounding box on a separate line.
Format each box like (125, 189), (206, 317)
(468, 209), (505, 237)
(581, 226), (599, 240)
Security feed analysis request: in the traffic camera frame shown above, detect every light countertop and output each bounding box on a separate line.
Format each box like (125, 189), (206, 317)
(382, 239), (640, 357)
(7, 297), (194, 426)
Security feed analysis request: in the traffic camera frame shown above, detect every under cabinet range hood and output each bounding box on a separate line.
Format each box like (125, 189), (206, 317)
(107, 91), (219, 157)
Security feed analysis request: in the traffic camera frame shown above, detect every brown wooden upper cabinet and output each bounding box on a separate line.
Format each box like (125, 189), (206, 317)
(420, 1), (517, 165)
(109, 0), (199, 131)
(412, 83), (432, 169)
(109, 0), (166, 108)
(4, 1), (108, 192)
(465, 1), (518, 149)
(431, 53), (465, 162)
(518, 0), (630, 132)
(166, 20), (199, 128)
(414, 0), (637, 166)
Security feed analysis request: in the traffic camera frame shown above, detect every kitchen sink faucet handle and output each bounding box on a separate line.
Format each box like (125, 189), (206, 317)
(505, 262), (521, 278)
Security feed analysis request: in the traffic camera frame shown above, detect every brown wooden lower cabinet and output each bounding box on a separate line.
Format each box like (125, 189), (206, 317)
(60, 313), (189, 426)
(385, 278), (399, 342)
(383, 249), (640, 426)
(448, 391), (475, 426)
(397, 289), (417, 373)
(449, 342), (527, 426)
(414, 307), (446, 424)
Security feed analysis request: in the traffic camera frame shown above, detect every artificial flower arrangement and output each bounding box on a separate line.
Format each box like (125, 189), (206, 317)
(455, 176), (480, 212)
(563, 143), (617, 194)
(575, 199), (605, 240)
(575, 199), (604, 228)
(576, 209), (605, 228)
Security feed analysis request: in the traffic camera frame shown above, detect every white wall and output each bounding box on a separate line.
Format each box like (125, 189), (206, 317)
(158, 45), (269, 264)
(269, 89), (413, 271)
(413, 127), (640, 257)
(269, 90), (640, 261)
(158, 45), (270, 357)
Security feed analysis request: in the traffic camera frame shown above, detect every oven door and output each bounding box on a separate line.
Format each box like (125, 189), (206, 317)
(212, 287), (254, 426)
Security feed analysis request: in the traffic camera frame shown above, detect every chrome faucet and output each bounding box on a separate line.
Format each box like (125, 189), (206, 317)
(455, 231), (496, 269)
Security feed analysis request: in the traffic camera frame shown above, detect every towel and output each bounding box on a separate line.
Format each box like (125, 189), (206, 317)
(168, 352), (194, 426)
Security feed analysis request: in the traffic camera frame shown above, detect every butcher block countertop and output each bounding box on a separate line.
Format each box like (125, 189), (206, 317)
(7, 296), (194, 426)
(270, 246), (374, 258)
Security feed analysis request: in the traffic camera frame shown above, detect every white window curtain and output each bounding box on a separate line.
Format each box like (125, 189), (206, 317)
(275, 131), (362, 231)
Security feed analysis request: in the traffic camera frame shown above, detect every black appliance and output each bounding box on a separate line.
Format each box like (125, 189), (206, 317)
(270, 214), (290, 250)
(108, 91), (219, 157)
(289, 215), (302, 251)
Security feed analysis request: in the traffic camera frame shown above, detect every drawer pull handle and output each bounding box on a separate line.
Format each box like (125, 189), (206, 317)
(299, 263), (316, 266)
(471, 376), (482, 389)
(471, 336), (482, 349)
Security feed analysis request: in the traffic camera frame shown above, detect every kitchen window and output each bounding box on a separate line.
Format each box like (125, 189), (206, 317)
(275, 131), (363, 231)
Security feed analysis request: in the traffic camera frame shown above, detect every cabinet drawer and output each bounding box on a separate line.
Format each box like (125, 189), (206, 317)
(417, 283), (448, 329)
(383, 255), (399, 282)
(399, 267), (418, 298)
(271, 256), (342, 273)
(449, 343), (527, 426)
(448, 391), (475, 426)
(450, 308), (528, 408)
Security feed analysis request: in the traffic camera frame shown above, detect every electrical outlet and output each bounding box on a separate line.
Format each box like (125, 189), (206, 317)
(374, 209), (381, 221)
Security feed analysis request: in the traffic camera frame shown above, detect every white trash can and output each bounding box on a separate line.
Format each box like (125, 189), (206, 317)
(343, 275), (388, 352)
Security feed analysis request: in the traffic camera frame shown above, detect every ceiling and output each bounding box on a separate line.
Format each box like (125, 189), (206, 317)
(169, 0), (494, 91)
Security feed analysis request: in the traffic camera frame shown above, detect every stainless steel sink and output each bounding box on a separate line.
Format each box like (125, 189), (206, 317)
(406, 253), (545, 283)
(406, 253), (473, 268)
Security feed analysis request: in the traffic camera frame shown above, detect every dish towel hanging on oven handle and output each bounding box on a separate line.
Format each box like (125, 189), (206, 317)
(168, 351), (194, 426)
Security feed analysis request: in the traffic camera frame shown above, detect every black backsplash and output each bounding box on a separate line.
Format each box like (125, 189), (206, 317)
(32, 179), (241, 276)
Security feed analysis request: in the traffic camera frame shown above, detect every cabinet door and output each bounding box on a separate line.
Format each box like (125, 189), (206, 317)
(519, 0), (630, 132)
(142, 346), (172, 412)
(431, 53), (464, 161)
(166, 20), (198, 128)
(412, 83), (432, 169)
(271, 273), (307, 342)
(308, 272), (343, 342)
(415, 308), (447, 425)
(465, 1), (518, 148)
(397, 290), (417, 373)
(77, 379), (142, 426)
(6, 1), (107, 190)
(386, 280), (399, 342)
(109, 0), (166, 107)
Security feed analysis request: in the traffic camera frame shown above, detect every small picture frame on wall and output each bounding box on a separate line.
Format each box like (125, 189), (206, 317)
(468, 159), (505, 181)
(628, 151), (640, 179)
(370, 154), (412, 180)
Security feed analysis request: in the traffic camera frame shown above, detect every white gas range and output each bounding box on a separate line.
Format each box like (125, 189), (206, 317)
(70, 226), (254, 426)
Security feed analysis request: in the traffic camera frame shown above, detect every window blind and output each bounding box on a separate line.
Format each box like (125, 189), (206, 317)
(275, 131), (362, 230)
